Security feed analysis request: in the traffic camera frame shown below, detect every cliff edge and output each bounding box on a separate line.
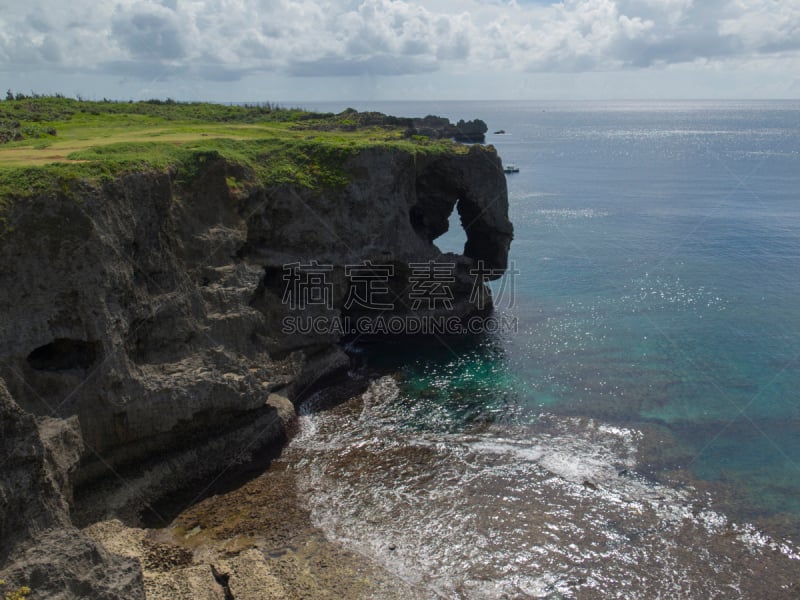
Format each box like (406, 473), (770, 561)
(0, 105), (512, 597)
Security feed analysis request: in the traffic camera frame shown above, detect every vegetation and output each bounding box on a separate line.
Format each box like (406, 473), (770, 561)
(0, 580), (31, 600)
(0, 95), (469, 215)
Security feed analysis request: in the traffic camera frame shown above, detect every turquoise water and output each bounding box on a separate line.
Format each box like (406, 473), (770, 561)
(344, 100), (800, 526)
(493, 101), (800, 527)
(292, 100), (800, 595)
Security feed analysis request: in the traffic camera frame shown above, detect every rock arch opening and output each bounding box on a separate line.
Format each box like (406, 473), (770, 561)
(432, 202), (468, 255)
(411, 152), (512, 278)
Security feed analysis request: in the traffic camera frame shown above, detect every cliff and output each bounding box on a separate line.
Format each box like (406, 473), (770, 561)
(0, 129), (511, 597)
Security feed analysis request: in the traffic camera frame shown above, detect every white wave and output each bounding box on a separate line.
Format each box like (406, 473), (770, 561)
(285, 376), (800, 599)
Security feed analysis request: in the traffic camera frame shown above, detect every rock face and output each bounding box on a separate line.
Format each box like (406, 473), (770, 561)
(0, 143), (511, 597)
(407, 116), (489, 143)
(0, 379), (145, 598)
(412, 145), (512, 272)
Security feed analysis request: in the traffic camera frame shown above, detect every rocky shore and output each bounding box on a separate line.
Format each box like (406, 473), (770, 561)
(83, 458), (421, 600)
(0, 136), (511, 597)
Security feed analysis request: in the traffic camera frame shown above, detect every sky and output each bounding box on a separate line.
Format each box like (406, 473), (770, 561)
(0, 0), (798, 102)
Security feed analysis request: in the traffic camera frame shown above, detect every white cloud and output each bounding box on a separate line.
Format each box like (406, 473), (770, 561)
(0, 0), (797, 93)
(719, 0), (800, 53)
(505, 0), (742, 71)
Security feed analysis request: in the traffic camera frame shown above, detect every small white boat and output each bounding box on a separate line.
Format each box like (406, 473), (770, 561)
(504, 164), (519, 173)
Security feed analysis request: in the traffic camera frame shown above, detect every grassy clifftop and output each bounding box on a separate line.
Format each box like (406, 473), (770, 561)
(0, 97), (471, 205)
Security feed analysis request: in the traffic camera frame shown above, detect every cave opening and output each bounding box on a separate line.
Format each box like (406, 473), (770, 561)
(27, 339), (99, 371)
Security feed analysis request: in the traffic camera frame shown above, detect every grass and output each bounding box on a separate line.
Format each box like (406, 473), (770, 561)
(0, 96), (485, 237)
(0, 97), (471, 218)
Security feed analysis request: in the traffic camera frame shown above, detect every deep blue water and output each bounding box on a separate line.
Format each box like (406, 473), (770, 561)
(302, 100), (800, 540)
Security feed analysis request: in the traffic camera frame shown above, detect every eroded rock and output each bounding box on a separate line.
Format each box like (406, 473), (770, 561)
(0, 142), (511, 597)
(0, 380), (145, 598)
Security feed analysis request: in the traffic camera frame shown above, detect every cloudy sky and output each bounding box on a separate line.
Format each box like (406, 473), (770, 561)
(1, 0), (798, 102)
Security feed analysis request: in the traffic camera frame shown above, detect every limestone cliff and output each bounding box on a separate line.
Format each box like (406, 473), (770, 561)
(0, 142), (511, 596)
(0, 380), (145, 598)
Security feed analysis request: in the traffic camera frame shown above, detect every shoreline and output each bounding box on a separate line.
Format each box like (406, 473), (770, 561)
(82, 367), (800, 599)
(82, 371), (421, 600)
(84, 461), (420, 600)
(0, 99), (513, 597)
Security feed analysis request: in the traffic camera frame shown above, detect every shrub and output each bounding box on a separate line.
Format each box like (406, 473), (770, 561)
(0, 580), (32, 600)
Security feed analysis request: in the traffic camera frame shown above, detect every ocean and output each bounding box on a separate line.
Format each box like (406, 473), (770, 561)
(282, 100), (800, 597)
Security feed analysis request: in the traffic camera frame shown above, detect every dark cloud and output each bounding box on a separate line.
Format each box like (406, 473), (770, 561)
(288, 54), (438, 77)
(759, 38), (800, 54)
(112, 5), (185, 61)
(436, 31), (470, 60)
(402, 38), (431, 56)
(612, 32), (743, 69)
(39, 38), (62, 63)
(26, 14), (51, 33)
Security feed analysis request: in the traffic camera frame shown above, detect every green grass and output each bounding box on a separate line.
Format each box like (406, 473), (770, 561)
(0, 97), (481, 235)
(0, 96), (306, 125)
(0, 97), (467, 190)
